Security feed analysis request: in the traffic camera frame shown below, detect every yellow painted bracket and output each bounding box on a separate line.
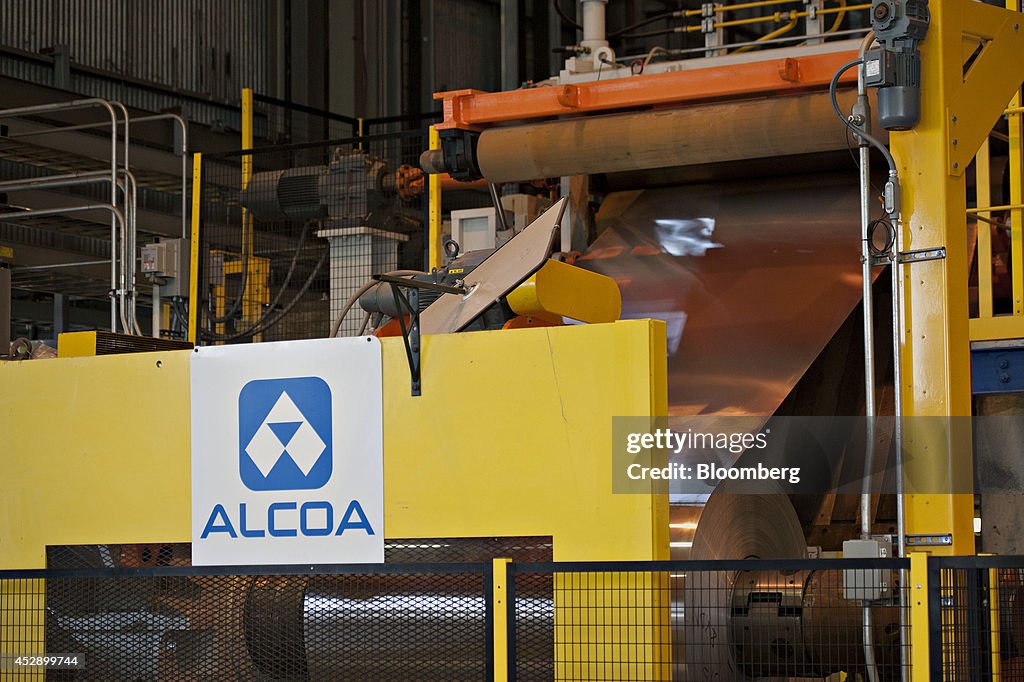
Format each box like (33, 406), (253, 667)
(946, 0), (1024, 174)
(506, 260), (622, 324)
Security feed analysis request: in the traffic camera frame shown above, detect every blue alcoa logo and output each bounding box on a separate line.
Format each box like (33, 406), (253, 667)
(201, 376), (375, 540)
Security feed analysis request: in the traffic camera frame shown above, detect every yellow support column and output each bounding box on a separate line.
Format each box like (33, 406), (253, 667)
(909, 553), (931, 679)
(428, 126), (442, 270)
(889, 0), (1024, 556)
(187, 152), (203, 345)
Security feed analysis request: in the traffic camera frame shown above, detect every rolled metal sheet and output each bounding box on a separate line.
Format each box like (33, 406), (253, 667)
(476, 91), (863, 183)
(577, 171), (865, 416)
(678, 487), (806, 681)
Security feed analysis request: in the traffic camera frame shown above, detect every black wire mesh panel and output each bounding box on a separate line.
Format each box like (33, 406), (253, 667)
(253, 94), (359, 146)
(47, 537), (552, 571)
(1, 563), (491, 681)
(197, 129), (429, 344)
(931, 556), (1024, 681)
(509, 558), (911, 682)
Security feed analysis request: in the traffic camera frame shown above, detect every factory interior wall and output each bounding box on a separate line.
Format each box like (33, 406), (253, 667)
(0, 319), (669, 569)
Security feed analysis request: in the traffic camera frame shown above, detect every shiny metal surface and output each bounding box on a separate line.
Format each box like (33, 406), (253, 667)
(476, 91), (862, 183)
(677, 487), (807, 680)
(579, 172), (867, 416)
(421, 197), (564, 334)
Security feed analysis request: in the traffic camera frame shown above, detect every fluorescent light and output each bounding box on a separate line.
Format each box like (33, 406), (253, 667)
(670, 541), (693, 548)
(974, 517), (982, 533)
(669, 522), (698, 529)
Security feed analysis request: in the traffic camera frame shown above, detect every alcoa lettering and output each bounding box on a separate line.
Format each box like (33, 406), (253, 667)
(200, 500), (375, 539)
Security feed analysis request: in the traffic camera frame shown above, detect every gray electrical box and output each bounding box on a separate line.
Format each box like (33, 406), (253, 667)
(141, 238), (190, 297)
(842, 537), (893, 601)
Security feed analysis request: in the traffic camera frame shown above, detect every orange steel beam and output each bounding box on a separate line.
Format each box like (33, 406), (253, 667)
(440, 174), (488, 191)
(435, 50), (859, 130)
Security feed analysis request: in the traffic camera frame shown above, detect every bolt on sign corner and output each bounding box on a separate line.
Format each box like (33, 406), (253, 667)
(190, 337), (384, 566)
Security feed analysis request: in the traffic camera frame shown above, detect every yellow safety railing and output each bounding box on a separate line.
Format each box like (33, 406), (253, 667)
(969, 84), (1024, 341)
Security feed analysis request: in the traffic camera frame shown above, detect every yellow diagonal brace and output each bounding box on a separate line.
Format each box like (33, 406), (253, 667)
(947, 0), (1024, 174)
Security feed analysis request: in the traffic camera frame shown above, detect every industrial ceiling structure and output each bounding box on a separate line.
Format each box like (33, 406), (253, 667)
(2, 1), (1024, 680)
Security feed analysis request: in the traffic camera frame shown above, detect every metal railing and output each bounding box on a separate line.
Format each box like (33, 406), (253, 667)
(968, 0), (1023, 343)
(0, 99), (188, 336)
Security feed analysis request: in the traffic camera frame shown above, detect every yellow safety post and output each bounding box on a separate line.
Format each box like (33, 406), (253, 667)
(241, 88), (253, 174)
(977, 138), (994, 321)
(890, 0), (1024, 556)
(990, 565), (1002, 680)
(428, 125), (442, 270)
(492, 558), (510, 682)
(187, 152), (202, 344)
(909, 553), (930, 679)
(240, 88), (258, 341)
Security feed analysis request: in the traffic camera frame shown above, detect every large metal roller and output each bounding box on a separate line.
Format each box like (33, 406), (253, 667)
(473, 90), (861, 183)
(676, 487), (902, 681)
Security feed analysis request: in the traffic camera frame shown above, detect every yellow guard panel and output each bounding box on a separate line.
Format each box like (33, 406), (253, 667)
(0, 319), (668, 568)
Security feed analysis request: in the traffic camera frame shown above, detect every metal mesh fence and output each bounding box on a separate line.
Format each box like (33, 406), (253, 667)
(509, 558), (911, 681)
(1, 552), (929, 681)
(931, 555), (1024, 681)
(1, 563), (491, 681)
(196, 128), (430, 343)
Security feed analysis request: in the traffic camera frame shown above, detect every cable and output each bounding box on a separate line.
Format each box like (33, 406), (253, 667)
(207, 215), (252, 324)
(552, 0), (582, 30)
(201, 219), (314, 340)
(200, 247), (329, 342)
(830, 58), (897, 175)
(826, 0), (848, 33)
(357, 311), (372, 335)
(617, 27), (679, 40)
(641, 46), (668, 70)
(609, 10), (680, 38)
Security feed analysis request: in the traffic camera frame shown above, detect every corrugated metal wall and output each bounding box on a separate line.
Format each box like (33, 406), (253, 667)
(431, 0), (500, 94)
(0, 0), (267, 101)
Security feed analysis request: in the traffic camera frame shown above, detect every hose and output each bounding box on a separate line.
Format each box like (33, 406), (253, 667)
(552, 0), (582, 31)
(202, 220), (311, 340)
(328, 270), (428, 338)
(733, 15), (798, 52)
(826, 0), (848, 33)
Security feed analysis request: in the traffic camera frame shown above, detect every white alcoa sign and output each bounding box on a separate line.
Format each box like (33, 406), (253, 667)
(190, 336), (384, 566)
